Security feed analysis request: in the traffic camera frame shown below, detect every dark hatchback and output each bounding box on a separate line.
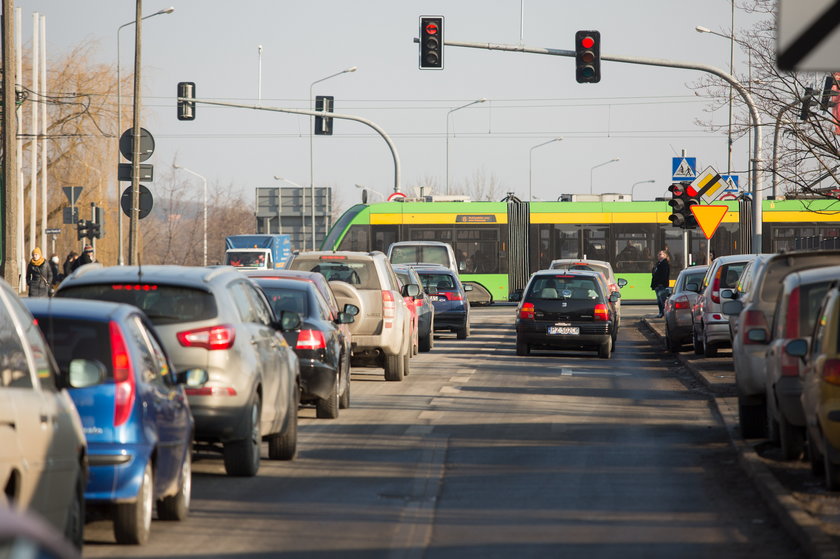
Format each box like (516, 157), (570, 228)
(414, 265), (471, 339)
(250, 277), (356, 419)
(515, 269), (620, 359)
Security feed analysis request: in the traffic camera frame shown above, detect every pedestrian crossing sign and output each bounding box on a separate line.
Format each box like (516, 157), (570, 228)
(672, 157), (696, 181)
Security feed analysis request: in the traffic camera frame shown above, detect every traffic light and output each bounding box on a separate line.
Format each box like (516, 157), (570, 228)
(89, 222), (101, 239)
(667, 183), (698, 229)
(419, 16), (444, 69)
(314, 95), (334, 135)
(95, 206), (105, 238)
(575, 30), (601, 84)
(177, 82), (196, 121)
(76, 219), (90, 240)
(800, 86), (815, 121)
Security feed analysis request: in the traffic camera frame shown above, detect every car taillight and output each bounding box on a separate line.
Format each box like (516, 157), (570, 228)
(176, 324), (236, 350)
(741, 309), (769, 345)
(296, 329), (326, 350)
(784, 287), (800, 338)
(519, 302), (535, 320)
(185, 386), (237, 396)
(414, 298), (424, 307)
(711, 267), (722, 304)
(673, 296), (690, 310)
(110, 321), (135, 427)
(594, 303), (609, 321)
(382, 290), (395, 328)
(442, 291), (463, 301)
(780, 349), (800, 378)
(822, 359), (840, 385)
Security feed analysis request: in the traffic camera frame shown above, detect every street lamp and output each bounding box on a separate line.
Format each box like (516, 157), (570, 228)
(630, 179), (655, 200)
(589, 158), (620, 194)
(173, 164), (207, 266)
(696, 23), (735, 175)
(354, 183), (386, 202)
(116, 6), (174, 265)
(529, 138), (562, 202)
(310, 66), (357, 252)
(446, 98), (486, 195)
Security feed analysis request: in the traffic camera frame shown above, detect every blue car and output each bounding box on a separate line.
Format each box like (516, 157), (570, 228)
(25, 298), (205, 545)
(414, 265), (471, 339)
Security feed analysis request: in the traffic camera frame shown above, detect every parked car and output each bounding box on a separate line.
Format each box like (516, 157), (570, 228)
(26, 298), (205, 545)
(387, 240), (460, 275)
(663, 265), (708, 352)
(0, 278), (87, 549)
(250, 277), (355, 418)
(413, 265), (472, 339)
(55, 265), (301, 477)
(787, 281), (840, 489)
(692, 254), (759, 357)
(723, 250), (840, 438)
(515, 269), (620, 359)
(549, 258), (627, 327)
(287, 251), (417, 381)
(393, 264), (435, 352)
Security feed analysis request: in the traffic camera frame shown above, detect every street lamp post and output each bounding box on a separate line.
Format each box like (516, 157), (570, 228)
(630, 179), (655, 200)
(529, 138), (562, 202)
(696, 23), (735, 174)
(173, 165), (207, 266)
(589, 158), (620, 194)
(446, 98), (486, 195)
(310, 66), (357, 252)
(354, 183), (386, 203)
(117, 6), (174, 265)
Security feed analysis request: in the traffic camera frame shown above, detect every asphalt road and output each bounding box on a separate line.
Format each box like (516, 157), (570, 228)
(82, 305), (803, 559)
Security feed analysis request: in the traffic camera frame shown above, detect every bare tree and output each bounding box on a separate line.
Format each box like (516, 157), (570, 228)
(451, 167), (505, 201)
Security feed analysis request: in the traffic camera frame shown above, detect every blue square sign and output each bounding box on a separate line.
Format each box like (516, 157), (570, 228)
(671, 157), (697, 181)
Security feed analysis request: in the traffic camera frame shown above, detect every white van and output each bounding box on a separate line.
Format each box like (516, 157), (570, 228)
(387, 241), (459, 276)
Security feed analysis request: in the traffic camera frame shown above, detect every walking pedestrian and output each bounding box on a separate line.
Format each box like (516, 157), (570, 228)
(71, 245), (96, 272)
(63, 251), (78, 277)
(26, 247), (53, 298)
(650, 249), (670, 318)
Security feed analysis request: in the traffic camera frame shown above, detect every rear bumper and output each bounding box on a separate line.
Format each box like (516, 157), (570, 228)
(85, 443), (153, 503)
(299, 359), (337, 401)
(702, 321), (732, 347)
(517, 321), (612, 349)
(434, 311), (467, 330)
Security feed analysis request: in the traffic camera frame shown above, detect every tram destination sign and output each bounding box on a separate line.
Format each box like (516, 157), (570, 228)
(455, 215), (497, 223)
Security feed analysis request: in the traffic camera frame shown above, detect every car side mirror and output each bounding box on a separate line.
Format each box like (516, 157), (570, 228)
(609, 291), (621, 302)
(402, 283), (420, 298)
(617, 278), (628, 288)
(686, 282), (699, 292)
(68, 358), (106, 388)
(278, 310), (301, 331)
(463, 284), (473, 292)
(508, 289), (523, 302)
(720, 288), (736, 299)
(784, 338), (808, 359)
(746, 328), (769, 344)
(176, 368), (209, 387)
(342, 303), (359, 316)
(721, 300), (743, 315)
(337, 311), (355, 324)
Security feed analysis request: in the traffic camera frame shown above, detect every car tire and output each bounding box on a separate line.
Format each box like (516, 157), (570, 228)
(157, 448), (191, 521)
(693, 327), (704, 355)
(738, 397), (767, 439)
(384, 353), (404, 381)
(598, 337), (612, 359)
(456, 325), (468, 340)
(64, 465), (85, 550)
(419, 332), (433, 352)
(316, 374), (340, 419)
(779, 414), (805, 461)
(824, 434), (840, 491)
(223, 398), (261, 476)
(113, 461), (153, 545)
(809, 433), (825, 476)
(703, 336), (717, 357)
(339, 359), (351, 409)
(515, 337), (529, 356)
(269, 386), (299, 460)
(765, 402), (780, 445)
(403, 352), (411, 377)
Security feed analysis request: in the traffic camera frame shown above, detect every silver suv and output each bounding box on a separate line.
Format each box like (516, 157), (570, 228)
(287, 251), (418, 381)
(56, 265), (301, 477)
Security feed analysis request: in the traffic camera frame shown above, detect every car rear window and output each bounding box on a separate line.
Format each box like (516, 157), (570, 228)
(259, 286), (309, 317)
(289, 258), (378, 289)
(57, 284), (217, 325)
(683, 272), (705, 290)
(720, 263), (747, 288)
(801, 282), (831, 335)
(527, 276), (603, 301)
(227, 251), (266, 267)
(390, 245), (450, 267)
(34, 318), (112, 378)
(418, 272), (457, 291)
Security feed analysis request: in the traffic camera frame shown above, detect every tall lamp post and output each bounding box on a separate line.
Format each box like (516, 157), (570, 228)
(529, 138), (562, 202)
(117, 6), (174, 265)
(446, 98), (486, 195)
(589, 158), (619, 194)
(630, 179), (655, 200)
(310, 66), (357, 251)
(173, 165), (207, 266)
(696, 23), (735, 175)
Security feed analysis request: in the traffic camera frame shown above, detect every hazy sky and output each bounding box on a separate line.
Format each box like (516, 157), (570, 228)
(17, 0), (762, 210)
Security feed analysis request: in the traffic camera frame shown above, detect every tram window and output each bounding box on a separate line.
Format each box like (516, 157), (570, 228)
(371, 225), (398, 253)
(614, 224), (655, 274)
(663, 227), (684, 274)
(409, 227), (453, 242)
(582, 226), (607, 262)
(338, 225), (370, 252)
(552, 225), (581, 261)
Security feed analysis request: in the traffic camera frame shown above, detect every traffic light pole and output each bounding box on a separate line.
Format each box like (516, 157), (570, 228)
(435, 38), (765, 254)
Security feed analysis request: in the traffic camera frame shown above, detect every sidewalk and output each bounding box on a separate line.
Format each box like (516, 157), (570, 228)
(642, 316), (840, 559)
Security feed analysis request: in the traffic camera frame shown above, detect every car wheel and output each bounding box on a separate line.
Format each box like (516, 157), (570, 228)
(598, 337), (612, 359)
(765, 401), (780, 445)
(114, 461), (153, 545)
(779, 414), (805, 461)
(738, 397), (767, 439)
(316, 374), (340, 419)
(809, 432), (825, 476)
(456, 325), (468, 340)
(419, 331), (433, 352)
(223, 398), (261, 476)
(693, 326), (704, 355)
(824, 434), (840, 491)
(384, 353), (404, 381)
(402, 351), (411, 377)
(339, 358), (351, 409)
(703, 335), (717, 357)
(269, 386), (299, 460)
(64, 465), (85, 550)
(157, 448), (191, 521)
(515, 337), (529, 356)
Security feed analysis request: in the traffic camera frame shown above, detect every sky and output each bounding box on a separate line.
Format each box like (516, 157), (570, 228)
(16, 0), (764, 211)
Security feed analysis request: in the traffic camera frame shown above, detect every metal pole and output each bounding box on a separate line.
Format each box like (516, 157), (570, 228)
(39, 14), (47, 253)
(128, 0), (143, 265)
(116, 23), (124, 264)
(29, 12), (37, 256)
(2, 0), (20, 284)
(772, 100), (798, 200)
(258, 45), (263, 101)
(446, 98), (486, 195)
(727, 3), (735, 174)
(14, 7), (23, 289)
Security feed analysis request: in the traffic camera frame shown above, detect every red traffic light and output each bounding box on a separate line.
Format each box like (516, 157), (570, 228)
(425, 22), (439, 35)
(580, 36), (595, 49)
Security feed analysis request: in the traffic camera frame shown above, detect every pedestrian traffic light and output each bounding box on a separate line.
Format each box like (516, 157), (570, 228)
(76, 219), (90, 240)
(419, 16), (444, 69)
(800, 86), (815, 121)
(177, 81), (195, 121)
(575, 30), (601, 84)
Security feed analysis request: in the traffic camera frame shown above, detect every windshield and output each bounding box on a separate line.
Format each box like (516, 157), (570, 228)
(290, 258), (378, 289)
(527, 276), (603, 301)
(226, 251), (268, 267)
(391, 245), (450, 267)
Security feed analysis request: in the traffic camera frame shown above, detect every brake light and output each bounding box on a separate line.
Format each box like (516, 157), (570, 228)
(784, 287), (800, 338)
(822, 359), (840, 385)
(296, 329), (326, 350)
(442, 291), (463, 301)
(319, 255), (346, 260)
(185, 386), (237, 396)
(176, 324), (236, 350)
(673, 296), (690, 310)
(382, 290), (395, 329)
(110, 321), (135, 427)
(741, 309), (769, 345)
(711, 267), (722, 304)
(519, 302), (535, 320)
(414, 298), (424, 307)
(594, 303), (609, 321)
(111, 284), (158, 291)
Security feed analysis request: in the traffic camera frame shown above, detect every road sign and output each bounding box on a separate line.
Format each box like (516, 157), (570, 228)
(690, 166), (727, 204)
(62, 206), (79, 225)
(690, 205), (729, 239)
(118, 163), (154, 182)
(62, 186), (83, 205)
(121, 185), (154, 219)
(777, 0), (840, 71)
(45, 228), (61, 235)
(387, 191), (406, 201)
(671, 157), (696, 181)
(119, 128), (155, 162)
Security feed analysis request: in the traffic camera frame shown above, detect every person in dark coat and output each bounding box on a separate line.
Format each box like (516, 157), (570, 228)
(26, 247), (52, 298)
(63, 251), (78, 277)
(650, 250), (670, 318)
(71, 245), (96, 272)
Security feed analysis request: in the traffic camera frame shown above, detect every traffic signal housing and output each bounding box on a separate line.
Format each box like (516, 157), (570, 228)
(575, 30), (601, 84)
(177, 82), (196, 121)
(76, 219), (90, 240)
(314, 95), (334, 135)
(800, 86), (815, 121)
(419, 16), (444, 69)
(667, 183), (698, 229)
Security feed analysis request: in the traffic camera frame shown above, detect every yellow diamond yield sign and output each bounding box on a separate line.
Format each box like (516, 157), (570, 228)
(690, 205), (729, 239)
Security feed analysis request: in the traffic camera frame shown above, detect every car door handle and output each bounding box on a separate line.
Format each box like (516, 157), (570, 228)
(251, 339), (259, 346)
(0, 420), (15, 430)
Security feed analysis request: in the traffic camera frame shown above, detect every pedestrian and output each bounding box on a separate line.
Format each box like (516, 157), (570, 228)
(26, 247), (53, 298)
(650, 249), (670, 318)
(63, 251), (78, 278)
(48, 254), (62, 294)
(71, 245), (96, 272)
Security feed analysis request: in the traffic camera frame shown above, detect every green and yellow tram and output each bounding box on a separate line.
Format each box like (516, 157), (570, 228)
(322, 197), (840, 301)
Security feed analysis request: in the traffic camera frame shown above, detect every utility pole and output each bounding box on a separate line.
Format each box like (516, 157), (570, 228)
(128, 0), (142, 264)
(2, 0), (20, 284)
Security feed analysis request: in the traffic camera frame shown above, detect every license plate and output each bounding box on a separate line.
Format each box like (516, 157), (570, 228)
(548, 326), (579, 335)
(429, 295), (442, 302)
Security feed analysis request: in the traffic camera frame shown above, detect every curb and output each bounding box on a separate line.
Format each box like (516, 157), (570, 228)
(641, 317), (839, 559)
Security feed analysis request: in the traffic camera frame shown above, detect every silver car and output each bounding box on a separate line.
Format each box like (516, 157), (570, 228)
(56, 265), (301, 477)
(663, 265), (708, 352)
